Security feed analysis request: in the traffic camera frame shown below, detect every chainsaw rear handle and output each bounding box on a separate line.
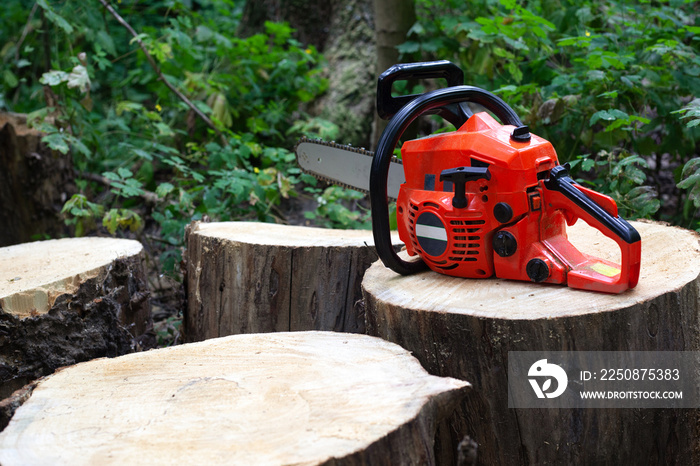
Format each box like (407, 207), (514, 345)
(543, 164), (642, 291)
(371, 85), (524, 276)
(376, 61), (472, 128)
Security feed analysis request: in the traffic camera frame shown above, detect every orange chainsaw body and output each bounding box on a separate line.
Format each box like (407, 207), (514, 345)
(396, 112), (641, 293)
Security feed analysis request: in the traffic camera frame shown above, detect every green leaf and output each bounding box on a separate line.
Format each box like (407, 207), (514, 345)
(156, 182), (175, 198)
(3, 70), (18, 88)
(41, 133), (70, 154)
(37, 0), (74, 34)
(96, 30), (117, 56)
(66, 65), (90, 93)
(117, 167), (133, 179)
(590, 109), (628, 126)
(40, 70), (69, 86)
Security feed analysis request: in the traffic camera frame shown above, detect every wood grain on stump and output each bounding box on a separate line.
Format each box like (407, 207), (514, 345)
(184, 222), (400, 341)
(0, 237), (153, 401)
(363, 220), (700, 465)
(0, 331), (469, 466)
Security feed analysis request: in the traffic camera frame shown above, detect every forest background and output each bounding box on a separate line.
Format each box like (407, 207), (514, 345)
(1, 0), (698, 344)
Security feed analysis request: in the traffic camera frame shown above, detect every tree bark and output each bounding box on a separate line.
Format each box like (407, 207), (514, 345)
(0, 237), (154, 400)
(238, 0), (377, 148)
(363, 220), (700, 465)
(238, 0), (333, 50)
(0, 113), (75, 246)
(371, 0), (415, 147)
(0, 331), (469, 465)
(184, 221), (400, 342)
(315, 0), (376, 148)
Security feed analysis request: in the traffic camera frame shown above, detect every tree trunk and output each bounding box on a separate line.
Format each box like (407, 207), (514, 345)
(363, 220), (700, 465)
(0, 237), (154, 400)
(238, 0), (333, 50)
(315, 0), (376, 148)
(371, 0), (415, 147)
(0, 331), (469, 465)
(184, 221), (400, 342)
(0, 113), (75, 246)
(239, 0), (377, 148)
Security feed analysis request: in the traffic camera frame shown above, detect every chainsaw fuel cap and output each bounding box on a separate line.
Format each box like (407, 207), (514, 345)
(510, 125), (531, 143)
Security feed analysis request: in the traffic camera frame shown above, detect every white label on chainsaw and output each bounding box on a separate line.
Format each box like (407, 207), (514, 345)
(416, 211), (448, 257)
(415, 224), (448, 241)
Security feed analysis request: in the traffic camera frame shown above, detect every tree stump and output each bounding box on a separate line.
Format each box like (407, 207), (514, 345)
(0, 331), (469, 465)
(363, 220), (700, 465)
(184, 221), (400, 341)
(0, 113), (75, 246)
(0, 237), (154, 400)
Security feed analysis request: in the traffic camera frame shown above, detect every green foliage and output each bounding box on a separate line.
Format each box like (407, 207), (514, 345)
(0, 0), (350, 277)
(402, 0), (700, 226)
(60, 193), (103, 237)
(303, 186), (371, 230)
(155, 315), (182, 347)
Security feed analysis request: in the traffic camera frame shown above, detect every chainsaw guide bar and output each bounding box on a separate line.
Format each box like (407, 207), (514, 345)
(294, 137), (405, 200)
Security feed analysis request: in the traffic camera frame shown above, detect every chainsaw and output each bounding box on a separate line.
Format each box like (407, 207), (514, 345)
(295, 61), (641, 293)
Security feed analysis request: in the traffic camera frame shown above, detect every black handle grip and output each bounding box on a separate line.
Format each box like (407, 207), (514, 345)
(371, 85), (523, 276)
(377, 61), (469, 126)
(440, 166), (491, 209)
(543, 165), (641, 244)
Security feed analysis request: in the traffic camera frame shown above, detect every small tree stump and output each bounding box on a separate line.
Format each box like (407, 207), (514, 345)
(0, 113), (75, 246)
(0, 237), (153, 399)
(363, 220), (700, 465)
(0, 331), (469, 465)
(184, 222), (400, 341)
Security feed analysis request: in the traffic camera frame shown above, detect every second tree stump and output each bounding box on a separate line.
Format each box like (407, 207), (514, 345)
(184, 221), (400, 341)
(363, 220), (700, 465)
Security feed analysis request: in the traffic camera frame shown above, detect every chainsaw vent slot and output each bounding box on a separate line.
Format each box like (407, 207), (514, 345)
(436, 263), (459, 270)
(449, 257), (477, 262)
(450, 220), (485, 226)
(448, 215), (483, 263)
(424, 202), (440, 209)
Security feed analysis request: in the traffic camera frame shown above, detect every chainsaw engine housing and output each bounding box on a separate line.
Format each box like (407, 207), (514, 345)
(396, 111), (639, 292)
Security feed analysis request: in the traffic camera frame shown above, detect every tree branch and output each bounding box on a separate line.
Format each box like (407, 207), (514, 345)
(97, 0), (228, 146)
(78, 170), (160, 204)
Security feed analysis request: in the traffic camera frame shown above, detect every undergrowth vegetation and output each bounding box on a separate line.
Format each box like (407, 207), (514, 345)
(1, 0), (364, 282)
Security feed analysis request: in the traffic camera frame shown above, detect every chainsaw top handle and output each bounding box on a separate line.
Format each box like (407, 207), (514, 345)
(371, 84), (524, 276)
(377, 61), (469, 127)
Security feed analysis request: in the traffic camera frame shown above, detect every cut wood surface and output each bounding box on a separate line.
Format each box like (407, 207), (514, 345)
(363, 220), (700, 465)
(0, 237), (153, 399)
(0, 331), (470, 466)
(184, 221), (401, 341)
